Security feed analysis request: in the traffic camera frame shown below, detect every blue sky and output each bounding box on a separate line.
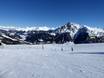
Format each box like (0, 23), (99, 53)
(0, 0), (104, 28)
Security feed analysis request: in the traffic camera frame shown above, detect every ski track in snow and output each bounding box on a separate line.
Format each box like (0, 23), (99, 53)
(0, 43), (104, 78)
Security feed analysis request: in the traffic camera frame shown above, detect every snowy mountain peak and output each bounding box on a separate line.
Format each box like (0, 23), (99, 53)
(55, 22), (104, 37)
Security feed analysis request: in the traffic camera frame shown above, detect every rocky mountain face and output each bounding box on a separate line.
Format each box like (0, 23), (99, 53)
(0, 22), (104, 45)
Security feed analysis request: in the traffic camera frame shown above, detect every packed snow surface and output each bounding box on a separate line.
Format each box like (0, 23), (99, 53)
(0, 43), (104, 78)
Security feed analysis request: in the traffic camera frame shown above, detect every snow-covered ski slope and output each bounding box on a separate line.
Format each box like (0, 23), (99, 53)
(0, 43), (104, 78)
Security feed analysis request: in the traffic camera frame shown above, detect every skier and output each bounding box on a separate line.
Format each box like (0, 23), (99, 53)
(71, 47), (73, 52)
(0, 41), (2, 46)
(42, 44), (44, 50)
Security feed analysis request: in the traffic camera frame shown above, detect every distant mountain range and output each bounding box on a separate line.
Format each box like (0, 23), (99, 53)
(0, 22), (104, 45)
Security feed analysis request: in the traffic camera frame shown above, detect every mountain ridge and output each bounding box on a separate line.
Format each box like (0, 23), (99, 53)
(0, 22), (104, 44)
(0, 22), (103, 32)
